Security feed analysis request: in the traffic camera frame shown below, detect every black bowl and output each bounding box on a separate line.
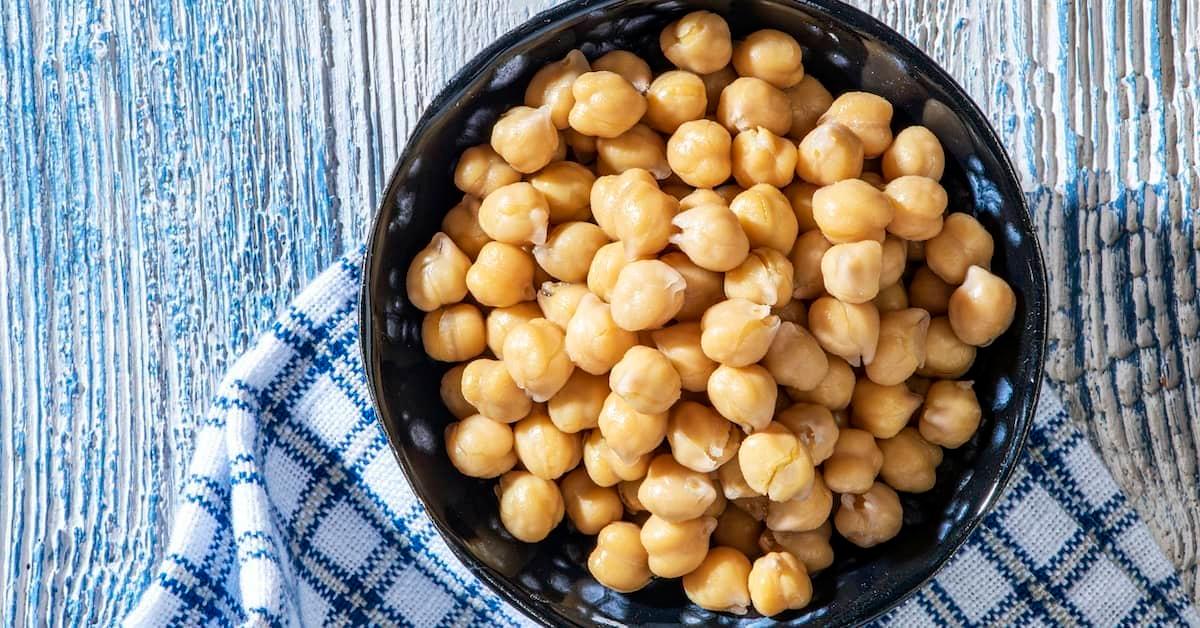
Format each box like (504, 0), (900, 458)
(361, 0), (1048, 624)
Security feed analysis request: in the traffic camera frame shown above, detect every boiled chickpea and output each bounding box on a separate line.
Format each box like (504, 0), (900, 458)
(879, 236), (908, 288)
(445, 414), (518, 478)
(583, 430), (653, 486)
(619, 478), (645, 513)
(812, 178), (894, 243)
(850, 379), (923, 439)
(715, 183), (744, 203)
(701, 65), (738, 114)
(678, 188), (726, 211)
(717, 77), (792, 136)
(568, 71), (647, 138)
(787, 354), (854, 411)
(596, 123), (671, 178)
(637, 453), (719, 522)
(823, 428), (883, 494)
(785, 75), (834, 140)
(588, 521), (653, 592)
(564, 128), (597, 163)
(548, 370), (608, 433)
(907, 376), (933, 397)
(559, 467), (624, 534)
(490, 106), (560, 174)
(524, 49), (590, 129)
(454, 144), (521, 198)
(422, 304), (486, 362)
(884, 175), (947, 241)
(667, 401), (742, 472)
(763, 322), (828, 392)
(533, 221), (608, 283)
(641, 514), (718, 577)
(949, 266), (1016, 346)
(821, 240), (883, 304)
(441, 195), (491, 260)
(732, 28), (804, 88)
(708, 364), (778, 433)
(666, 119), (733, 188)
(467, 242), (535, 307)
(406, 232), (472, 312)
(725, 248), (794, 307)
(795, 123), (865, 185)
(866, 308), (931, 386)
(610, 260), (687, 331)
(729, 184), (800, 254)
(529, 161), (595, 223)
(701, 298), (781, 366)
(536, 281), (589, 329)
(860, 171), (886, 189)
(874, 282), (909, 313)
(645, 70), (708, 133)
(460, 358), (532, 422)
(737, 423), (814, 501)
(660, 252), (725, 322)
(882, 125), (945, 181)
(717, 457), (760, 499)
(834, 481), (902, 547)
(647, 323), (715, 392)
(592, 49), (652, 92)
(611, 177), (678, 260)
(497, 470), (565, 542)
(926, 213), (995, 284)
(878, 427), (943, 493)
(587, 242), (641, 301)
(564, 293), (638, 374)
(760, 523), (834, 573)
(485, 302), (542, 358)
(440, 364), (475, 419)
(775, 299), (807, 326)
(808, 296), (880, 366)
(609, 346), (682, 414)
(671, 203), (752, 272)
(818, 92), (894, 158)
(478, 182), (550, 246)
(919, 317), (977, 378)
(599, 392), (668, 464)
(682, 547), (753, 615)
(919, 380), (982, 448)
(789, 229), (833, 299)
(713, 503), (765, 558)
(784, 181), (819, 232)
(502, 319), (575, 402)
(776, 403), (839, 464)
(660, 10), (733, 74)
(767, 468), (831, 532)
(706, 486), (730, 518)
(749, 552), (813, 617)
(909, 265), (954, 315)
(513, 407), (583, 480)
(731, 127), (797, 188)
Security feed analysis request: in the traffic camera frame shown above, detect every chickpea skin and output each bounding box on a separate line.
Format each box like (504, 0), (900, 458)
(513, 408), (582, 480)
(909, 265), (954, 315)
(717, 77), (792, 136)
(564, 293), (637, 374)
(422, 304), (486, 362)
(454, 144), (521, 198)
(821, 240), (883, 304)
(949, 266), (1016, 346)
(878, 427), (944, 493)
(560, 467), (624, 534)
(866, 308), (931, 386)
(667, 119), (733, 188)
(609, 346), (683, 414)
(486, 302), (542, 359)
(548, 370), (608, 433)
(528, 161), (595, 223)
(760, 523), (834, 573)
(737, 423), (814, 501)
(588, 522), (653, 592)
(808, 296), (880, 366)
(919, 380), (982, 448)
(882, 125), (946, 181)
(926, 212), (995, 284)
(641, 514), (718, 577)
(729, 184), (800, 254)
(503, 319), (575, 402)
(660, 252), (726, 321)
(789, 229), (833, 299)
(497, 470), (565, 542)
(582, 430), (653, 487)
(441, 195), (491, 260)
(682, 547), (753, 615)
(598, 392), (668, 464)
(732, 29), (805, 88)
(725, 248), (795, 307)
(667, 401), (742, 472)
(466, 241), (535, 307)
(850, 379), (923, 439)
(610, 260), (687, 331)
(708, 364), (779, 433)
(787, 354), (855, 411)
(732, 127), (797, 188)
(785, 75), (834, 140)
(445, 414), (518, 478)
(812, 178), (894, 243)
(796, 123), (865, 185)
(524, 49), (590, 129)
(592, 50), (652, 93)
(884, 175), (948, 241)
(490, 106), (560, 173)
(919, 317), (977, 378)
(700, 298), (781, 366)
(670, 203), (752, 272)
(638, 453), (719, 522)
(776, 403), (839, 464)
(818, 91), (894, 158)
(536, 281), (590, 329)
(749, 552), (813, 617)
(763, 322), (829, 391)
(823, 428), (884, 494)
(834, 481), (903, 548)
(440, 364), (475, 419)
(568, 71), (647, 138)
(660, 10), (733, 74)
(406, 232), (472, 312)
(596, 123), (671, 179)
(645, 70), (708, 133)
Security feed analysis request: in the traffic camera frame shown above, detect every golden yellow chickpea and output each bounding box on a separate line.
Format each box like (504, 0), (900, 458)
(919, 317), (977, 378)
(683, 546), (753, 614)
(882, 125), (945, 181)
(445, 414), (518, 478)
(708, 364), (779, 434)
(715, 183), (744, 203)
(706, 485), (730, 518)
(866, 308), (931, 386)
(536, 281), (589, 329)
(609, 260), (687, 331)
(502, 318), (575, 402)
(700, 65), (738, 114)
(883, 175), (948, 241)
(775, 299), (807, 326)
(670, 203), (752, 272)
(879, 236), (908, 288)
(714, 503), (765, 558)
(513, 407), (582, 480)
(660, 252), (725, 322)
(564, 127), (597, 163)
(909, 265), (954, 315)
(728, 184), (800, 254)
(678, 188), (725, 210)
(949, 266), (1016, 347)
(660, 10), (733, 74)
(874, 282), (909, 313)
(821, 240), (883, 304)
(406, 232), (472, 312)
(582, 429), (653, 487)
(760, 523), (834, 573)
(860, 171), (885, 189)
(619, 478), (645, 513)
(598, 392), (668, 464)
(609, 345), (682, 414)
(547, 370), (608, 433)
(569, 71), (647, 138)
(662, 183), (695, 201)
(485, 302), (541, 359)
(787, 354), (854, 411)
(441, 195), (490, 260)
(878, 427), (944, 493)
(926, 213), (995, 284)
(789, 229), (833, 299)
(586, 241), (641, 302)
(731, 127), (797, 188)
(732, 28), (805, 88)
(610, 178), (679, 260)
(454, 144), (521, 198)
(763, 322), (828, 391)
(490, 105), (560, 174)
(737, 423), (814, 501)
(666, 119), (733, 188)
(850, 379), (923, 439)
(649, 323), (718, 392)
(717, 77), (792, 136)
(532, 221), (608, 283)
(667, 401), (742, 472)
(784, 75), (834, 140)
(776, 403), (838, 464)
(467, 242), (535, 308)
(497, 470), (564, 542)
(808, 296), (880, 366)
(834, 481), (903, 547)
(812, 178), (894, 243)
(460, 358), (532, 422)
(818, 92), (894, 158)
(784, 181), (820, 232)
(559, 466), (624, 534)
(725, 248), (795, 307)
(919, 380), (982, 448)
(564, 293), (638, 374)
(524, 49), (590, 129)
(440, 364), (475, 419)
(700, 298), (781, 366)
(717, 457), (760, 499)
(478, 182), (550, 247)
(823, 428), (883, 494)
(422, 304), (486, 362)
(644, 70), (708, 133)
(749, 552), (813, 617)
(596, 123), (671, 179)
(529, 161), (595, 223)
(795, 123), (865, 185)
(637, 453), (719, 522)
(765, 470), (831, 534)
(588, 521), (653, 592)
(591, 49), (651, 91)
(907, 376), (933, 397)
(640, 514), (718, 577)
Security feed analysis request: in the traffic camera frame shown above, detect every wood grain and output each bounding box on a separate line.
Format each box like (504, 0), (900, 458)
(0, 0), (1195, 623)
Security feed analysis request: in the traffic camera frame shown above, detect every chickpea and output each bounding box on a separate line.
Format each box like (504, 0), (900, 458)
(460, 358), (533, 422)
(909, 265), (954, 315)
(645, 70), (708, 133)
(609, 346), (682, 414)
(789, 229), (833, 299)
(564, 293), (637, 374)
(422, 304), (486, 362)
(731, 28), (805, 88)
(497, 470), (565, 542)
(709, 364), (779, 433)
(490, 106), (560, 174)
(666, 401), (741, 472)
(619, 478), (646, 513)
(785, 75), (834, 140)
(466, 242), (535, 307)
(737, 423), (814, 501)
(406, 232), (471, 312)
(850, 379), (923, 439)
(706, 486), (730, 518)
(717, 457), (760, 499)
(441, 195), (490, 260)
(766, 472), (832, 534)
(536, 281), (589, 329)
(734, 496), (771, 521)
(701, 65), (738, 114)
(647, 323), (716, 393)
(949, 265), (1016, 346)
(666, 120), (733, 188)
(440, 364), (475, 419)
(610, 260), (687, 331)
(834, 481), (903, 547)
(529, 161), (595, 223)
(660, 252), (725, 322)
(787, 354), (854, 411)
(485, 302), (542, 358)
(454, 144), (521, 198)
(524, 49), (590, 129)
(598, 392), (668, 464)
(660, 10), (733, 74)
(682, 547), (753, 615)
(795, 123), (865, 185)
(445, 414), (518, 478)
(874, 282), (909, 313)
(749, 552), (813, 617)
(564, 127), (598, 163)
(717, 77), (792, 136)
(821, 240), (883, 304)
(812, 178), (894, 244)
(670, 203), (751, 272)
(823, 428), (883, 494)
(776, 403), (839, 464)
(588, 521), (653, 592)
(586, 49), (648, 89)
(731, 127), (797, 188)
(763, 322), (828, 391)
(879, 236), (908, 288)
(760, 523), (834, 573)
(878, 427), (943, 493)
(636, 453), (719, 522)
(860, 171), (885, 189)
(728, 184), (800, 254)
(559, 467), (624, 534)
(775, 299), (807, 326)
(586, 242), (641, 301)
(662, 182), (695, 200)
(583, 429), (653, 486)
(678, 188), (725, 211)
(882, 125), (945, 181)
(926, 213), (995, 284)
(547, 370), (608, 433)
(477, 182), (549, 246)
(513, 407), (583, 480)
(725, 248), (794, 307)
(713, 503), (764, 558)
(808, 296), (880, 366)
(700, 298), (781, 366)
(502, 319), (575, 402)
(866, 308), (931, 386)
(596, 123), (671, 179)
(784, 181), (819, 232)
(610, 179), (678, 260)
(818, 92), (894, 158)
(919, 317), (977, 378)
(715, 183), (744, 204)
(883, 175), (947, 241)
(641, 514), (718, 577)
(569, 71), (647, 138)
(532, 222), (608, 284)
(919, 380), (982, 448)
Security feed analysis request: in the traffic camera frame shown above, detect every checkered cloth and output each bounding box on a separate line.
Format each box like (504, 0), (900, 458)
(124, 251), (1199, 627)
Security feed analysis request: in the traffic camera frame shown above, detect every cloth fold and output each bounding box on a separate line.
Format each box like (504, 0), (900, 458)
(125, 252), (1198, 627)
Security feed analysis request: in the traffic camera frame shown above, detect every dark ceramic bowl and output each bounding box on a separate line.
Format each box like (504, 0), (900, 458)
(361, 0), (1047, 624)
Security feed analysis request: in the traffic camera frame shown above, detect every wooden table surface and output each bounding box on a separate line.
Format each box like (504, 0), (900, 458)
(1, 0), (1197, 623)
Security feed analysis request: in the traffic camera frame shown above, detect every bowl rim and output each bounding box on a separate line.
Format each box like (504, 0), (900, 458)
(359, 0), (1049, 625)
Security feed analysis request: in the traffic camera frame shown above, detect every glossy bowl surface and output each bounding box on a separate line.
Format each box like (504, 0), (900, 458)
(361, 0), (1048, 625)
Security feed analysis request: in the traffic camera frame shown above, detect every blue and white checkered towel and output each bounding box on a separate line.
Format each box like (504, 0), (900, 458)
(124, 251), (1199, 627)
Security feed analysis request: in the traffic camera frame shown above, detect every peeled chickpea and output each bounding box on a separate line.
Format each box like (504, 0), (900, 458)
(610, 260), (686, 331)
(874, 282), (909, 313)
(821, 240), (883, 304)
(583, 430), (652, 486)
(795, 123), (865, 185)
(645, 70), (708, 133)
(660, 10), (733, 74)
(460, 358), (532, 422)
(660, 252), (725, 321)
(731, 127), (797, 188)
(609, 346), (682, 414)
(513, 407), (582, 480)
(866, 308), (930, 386)
(440, 364), (475, 419)
(667, 401), (742, 472)
(926, 213), (995, 284)
(785, 75), (834, 140)
(599, 392), (668, 464)
(789, 229), (833, 299)
(776, 403), (838, 464)
(524, 49), (590, 129)
(884, 175), (947, 241)
(728, 184), (800, 254)
(637, 453), (718, 522)
(682, 547), (753, 615)
(666, 120), (732, 188)
(406, 232), (472, 312)
(732, 29), (804, 88)
(532, 222), (608, 283)
(919, 317), (977, 378)
(587, 241), (642, 301)
(949, 265), (1016, 346)
(878, 427), (943, 493)
(454, 144), (521, 198)
(596, 123), (670, 178)
(502, 319), (575, 402)
(490, 106), (560, 173)
(717, 77), (792, 136)
(834, 481), (902, 547)
(467, 242), (535, 307)
(714, 504), (765, 558)
(749, 552), (813, 617)
(650, 323), (718, 392)
(700, 298), (781, 366)
(812, 179), (894, 243)
(441, 195), (491, 260)
(641, 514), (718, 577)
(422, 304), (486, 362)
(564, 293), (637, 374)
(818, 92), (894, 158)
(909, 265), (954, 315)
(737, 423), (814, 501)
(559, 467), (624, 534)
(497, 470), (564, 542)
(588, 522), (652, 592)
(919, 380), (982, 448)
(823, 428), (883, 494)
(760, 523), (834, 573)
(548, 370), (608, 433)
(787, 354), (854, 411)
(536, 281), (589, 329)
(850, 379), (923, 439)
(569, 71), (647, 138)
(486, 301), (542, 358)
(445, 414), (518, 478)
(725, 248), (794, 307)
(808, 296), (880, 366)
(763, 322), (828, 391)
(670, 203), (751, 272)
(529, 161), (595, 223)
(784, 181), (819, 232)
(708, 364), (778, 433)
(592, 50), (652, 92)
(882, 125), (945, 181)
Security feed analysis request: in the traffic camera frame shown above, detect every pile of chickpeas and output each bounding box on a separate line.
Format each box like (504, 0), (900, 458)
(408, 10), (1016, 618)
